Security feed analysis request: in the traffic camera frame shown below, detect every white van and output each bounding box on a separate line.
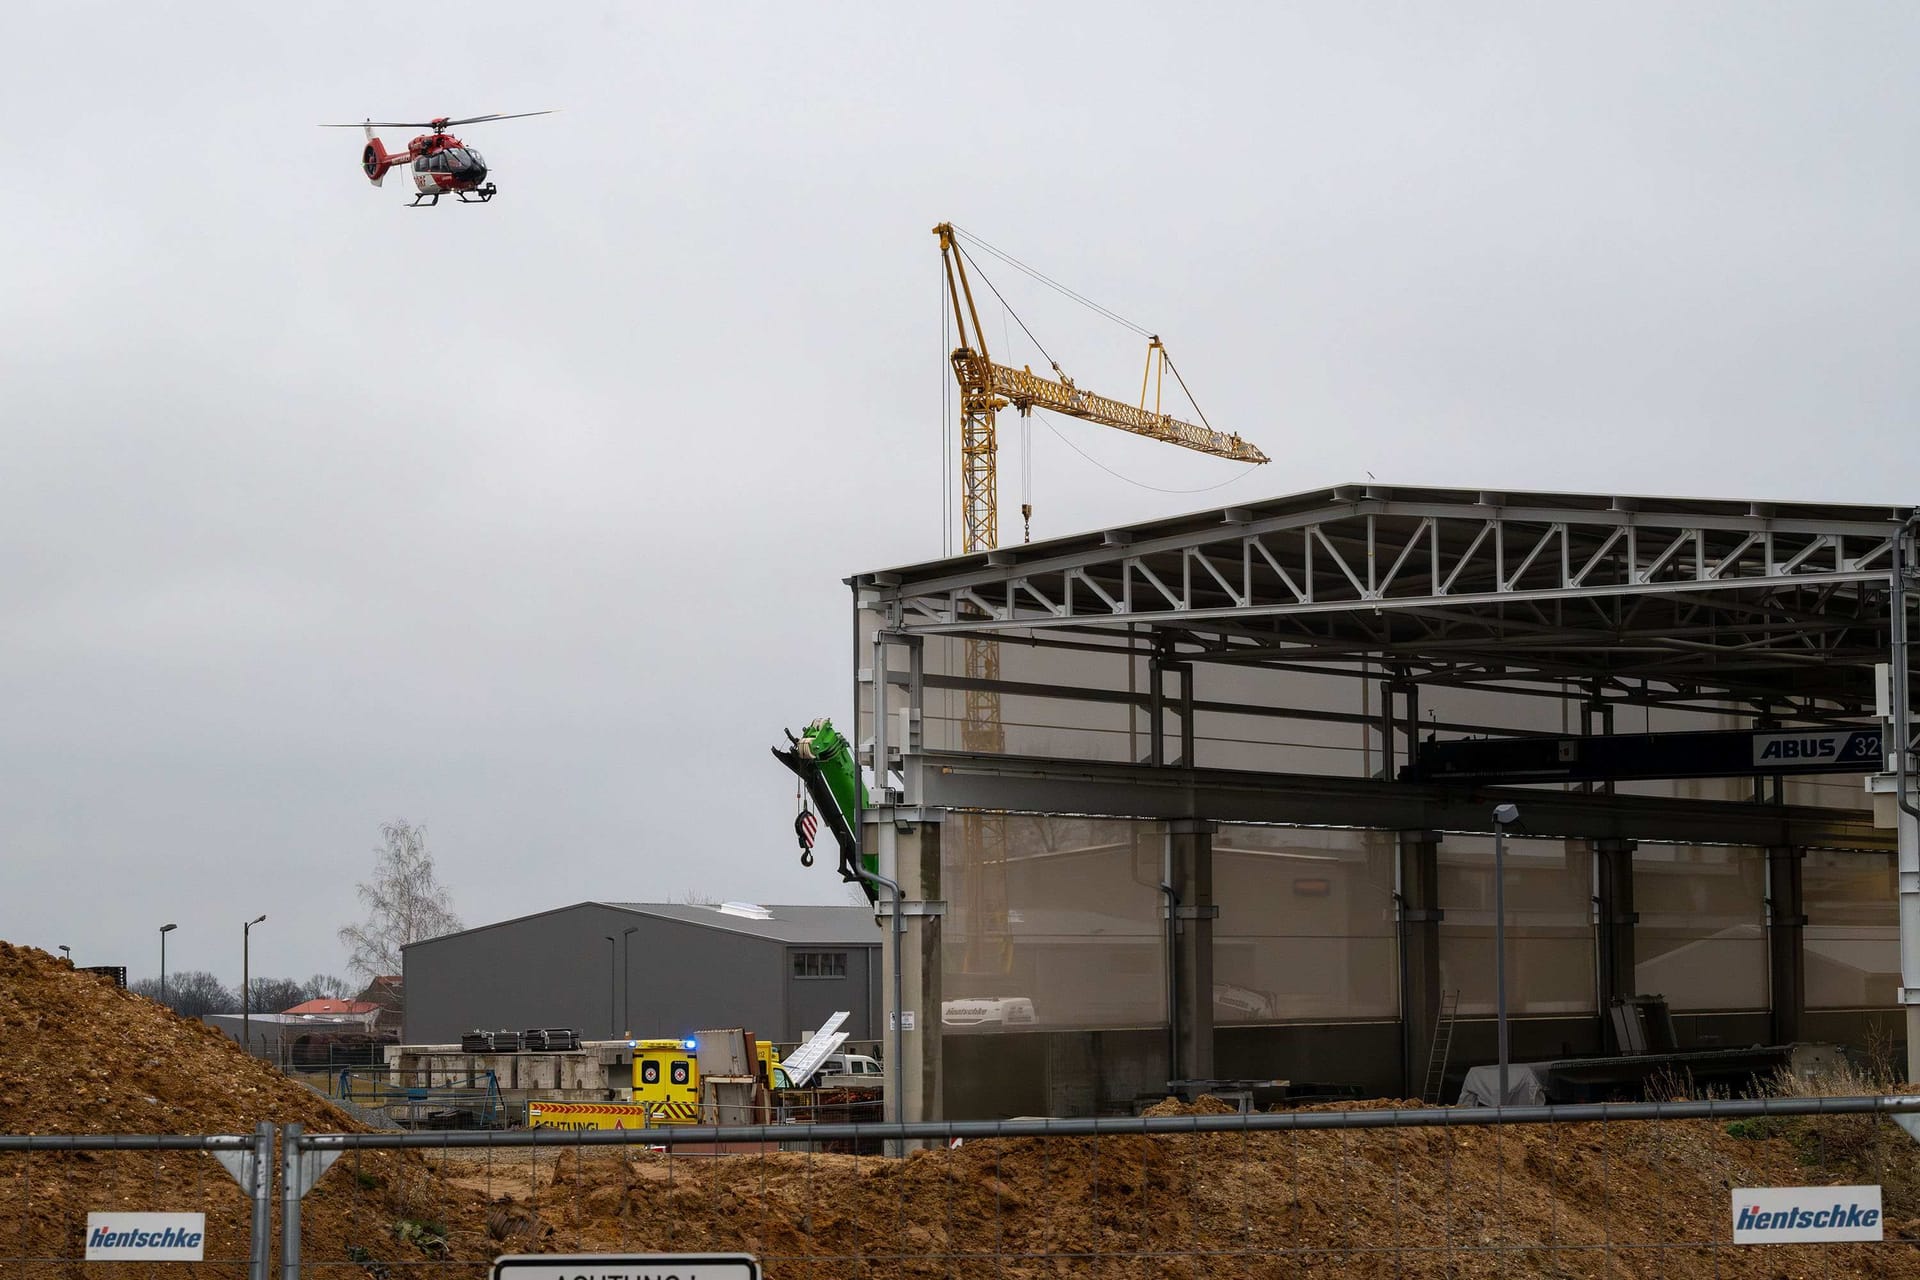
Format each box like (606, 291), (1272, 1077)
(820, 1053), (884, 1078)
(940, 997), (1038, 1027)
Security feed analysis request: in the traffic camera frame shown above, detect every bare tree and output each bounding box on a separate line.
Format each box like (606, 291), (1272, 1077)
(246, 976), (308, 1014)
(337, 820), (462, 980)
(132, 970), (237, 1018)
(302, 973), (351, 1000)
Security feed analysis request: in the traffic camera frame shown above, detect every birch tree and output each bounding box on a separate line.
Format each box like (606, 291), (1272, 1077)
(338, 820), (462, 980)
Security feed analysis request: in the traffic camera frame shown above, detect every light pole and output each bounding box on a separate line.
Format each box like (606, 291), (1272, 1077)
(58, 945), (71, 962)
(620, 926), (638, 1036)
(1491, 803), (1520, 1106)
(242, 914), (266, 1056)
(158, 923), (178, 1004)
(602, 936), (618, 1039)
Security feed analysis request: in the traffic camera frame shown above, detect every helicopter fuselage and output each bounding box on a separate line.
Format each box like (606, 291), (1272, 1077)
(405, 133), (489, 196)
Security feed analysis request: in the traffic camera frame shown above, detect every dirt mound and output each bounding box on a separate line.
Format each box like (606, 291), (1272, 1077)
(0, 943), (495, 1268)
(7, 942), (1920, 1276)
(0, 942), (361, 1135)
(1140, 1094), (1242, 1116)
(405, 1111), (1920, 1278)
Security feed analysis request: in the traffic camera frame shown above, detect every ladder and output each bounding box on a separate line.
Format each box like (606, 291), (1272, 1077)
(1421, 989), (1460, 1105)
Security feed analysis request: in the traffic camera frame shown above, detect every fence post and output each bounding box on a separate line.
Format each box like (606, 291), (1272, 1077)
(280, 1123), (302, 1280)
(249, 1121), (274, 1280)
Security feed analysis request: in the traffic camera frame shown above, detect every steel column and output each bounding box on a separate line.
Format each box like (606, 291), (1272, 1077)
(1397, 830), (1445, 1095)
(873, 816), (943, 1127)
(247, 1121), (272, 1280)
(1168, 819), (1217, 1082)
(1766, 846), (1807, 1046)
(1594, 838), (1638, 1048)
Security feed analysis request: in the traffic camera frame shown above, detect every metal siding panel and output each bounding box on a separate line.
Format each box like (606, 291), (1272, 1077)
(783, 944), (883, 1043)
(405, 907), (790, 1044)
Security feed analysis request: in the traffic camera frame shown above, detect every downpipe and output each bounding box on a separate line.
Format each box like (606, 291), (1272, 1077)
(1160, 878), (1180, 1083)
(1889, 526), (1920, 1058)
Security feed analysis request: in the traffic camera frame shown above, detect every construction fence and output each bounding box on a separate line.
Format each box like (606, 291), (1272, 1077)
(0, 1125), (270, 1279)
(9, 1098), (1920, 1277)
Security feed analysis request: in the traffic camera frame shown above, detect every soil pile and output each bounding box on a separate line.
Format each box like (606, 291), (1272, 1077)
(6, 942), (1920, 1276)
(0, 943), (496, 1269)
(412, 1097), (1920, 1278)
(0, 941), (360, 1135)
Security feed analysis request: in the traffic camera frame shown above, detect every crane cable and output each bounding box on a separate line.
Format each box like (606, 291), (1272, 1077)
(954, 230), (1219, 433)
(1159, 349), (1219, 436)
(947, 227), (1248, 520)
(951, 224), (1153, 339)
(1033, 409), (1258, 496)
(941, 256), (952, 556)
(954, 241), (1066, 382)
(999, 305), (1033, 543)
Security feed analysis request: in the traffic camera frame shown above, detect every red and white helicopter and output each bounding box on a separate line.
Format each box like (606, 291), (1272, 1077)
(323, 112), (552, 206)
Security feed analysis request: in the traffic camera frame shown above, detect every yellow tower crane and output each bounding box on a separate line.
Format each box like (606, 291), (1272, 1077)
(933, 222), (1268, 973)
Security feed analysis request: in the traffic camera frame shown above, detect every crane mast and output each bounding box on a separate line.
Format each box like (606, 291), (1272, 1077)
(933, 222), (1267, 974)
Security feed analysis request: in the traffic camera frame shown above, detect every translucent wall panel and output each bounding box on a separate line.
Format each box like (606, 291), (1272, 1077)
(1212, 826), (1398, 1022)
(1805, 850), (1898, 1010)
(1633, 845), (1767, 1011)
(1438, 836), (1594, 1016)
(941, 815), (1166, 1033)
(918, 632), (1147, 763)
(871, 608), (1875, 819)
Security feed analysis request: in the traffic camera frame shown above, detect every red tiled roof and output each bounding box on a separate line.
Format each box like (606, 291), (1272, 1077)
(283, 999), (380, 1016)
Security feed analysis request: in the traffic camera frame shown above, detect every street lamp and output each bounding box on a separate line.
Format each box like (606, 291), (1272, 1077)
(58, 945), (71, 962)
(1491, 803), (1520, 1106)
(242, 914), (267, 1056)
(620, 926), (638, 1036)
(603, 936), (618, 1039)
(158, 923), (178, 1004)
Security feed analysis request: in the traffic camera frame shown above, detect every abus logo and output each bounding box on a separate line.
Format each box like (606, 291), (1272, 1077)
(1757, 737), (1838, 761)
(1732, 1185), (1882, 1244)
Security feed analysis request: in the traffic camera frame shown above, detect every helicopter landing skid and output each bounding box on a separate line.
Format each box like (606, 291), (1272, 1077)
(408, 183), (496, 208)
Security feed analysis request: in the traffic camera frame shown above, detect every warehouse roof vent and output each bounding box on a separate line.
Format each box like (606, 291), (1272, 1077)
(716, 901), (775, 921)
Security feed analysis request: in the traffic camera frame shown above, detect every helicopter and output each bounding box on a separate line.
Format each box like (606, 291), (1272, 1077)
(321, 112), (552, 206)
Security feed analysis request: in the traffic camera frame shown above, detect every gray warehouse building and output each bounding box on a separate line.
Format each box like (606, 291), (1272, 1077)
(402, 902), (883, 1045)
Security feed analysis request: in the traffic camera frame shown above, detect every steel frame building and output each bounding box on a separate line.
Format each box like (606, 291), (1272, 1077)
(846, 484), (1919, 1121)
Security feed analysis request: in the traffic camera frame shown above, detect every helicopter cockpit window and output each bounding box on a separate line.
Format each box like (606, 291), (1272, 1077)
(413, 155), (428, 172)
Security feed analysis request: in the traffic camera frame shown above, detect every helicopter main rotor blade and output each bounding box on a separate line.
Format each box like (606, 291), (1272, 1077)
(435, 110), (556, 126)
(321, 111), (555, 129)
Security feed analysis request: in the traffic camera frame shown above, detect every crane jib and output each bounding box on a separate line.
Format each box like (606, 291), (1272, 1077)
(983, 362), (1267, 463)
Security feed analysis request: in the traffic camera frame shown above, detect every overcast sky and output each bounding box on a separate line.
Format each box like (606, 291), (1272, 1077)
(2, 3), (1915, 987)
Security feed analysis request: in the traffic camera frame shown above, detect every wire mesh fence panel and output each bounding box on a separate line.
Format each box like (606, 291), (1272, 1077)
(0, 1136), (260, 1280)
(272, 1098), (1920, 1279)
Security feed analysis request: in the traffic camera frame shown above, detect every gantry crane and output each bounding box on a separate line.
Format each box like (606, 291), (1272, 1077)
(933, 222), (1268, 973)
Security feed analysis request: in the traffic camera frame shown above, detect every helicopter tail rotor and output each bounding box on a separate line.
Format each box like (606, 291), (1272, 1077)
(360, 128), (397, 187)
